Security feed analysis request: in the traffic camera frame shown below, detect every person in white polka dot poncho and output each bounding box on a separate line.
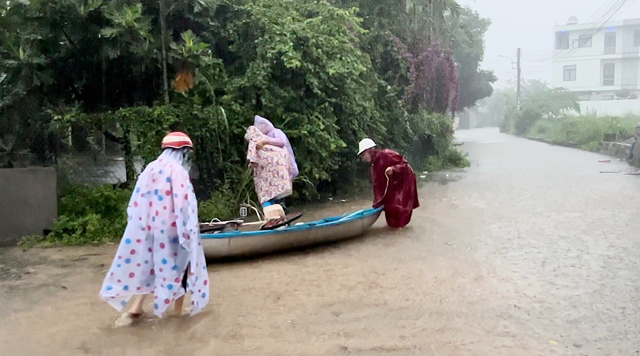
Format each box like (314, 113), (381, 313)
(99, 132), (209, 325)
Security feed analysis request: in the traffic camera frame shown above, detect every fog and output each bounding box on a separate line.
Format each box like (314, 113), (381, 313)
(459, 0), (640, 88)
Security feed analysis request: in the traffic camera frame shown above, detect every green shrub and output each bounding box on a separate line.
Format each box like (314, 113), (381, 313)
(528, 119), (554, 137)
(580, 141), (601, 152)
(424, 147), (469, 172)
(527, 115), (638, 151)
(198, 187), (238, 222)
(404, 112), (469, 171)
(46, 214), (126, 246)
(20, 182), (246, 247)
(514, 107), (543, 135)
(58, 184), (132, 222)
(40, 184), (131, 246)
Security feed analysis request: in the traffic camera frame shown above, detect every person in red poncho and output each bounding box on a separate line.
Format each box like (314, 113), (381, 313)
(358, 138), (420, 228)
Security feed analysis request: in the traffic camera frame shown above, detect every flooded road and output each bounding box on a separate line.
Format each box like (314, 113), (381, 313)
(2, 128), (640, 355)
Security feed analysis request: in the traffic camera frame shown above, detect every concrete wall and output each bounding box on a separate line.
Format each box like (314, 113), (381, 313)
(579, 99), (640, 116)
(0, 167), (58, 246)
(599, 141), (633, 160)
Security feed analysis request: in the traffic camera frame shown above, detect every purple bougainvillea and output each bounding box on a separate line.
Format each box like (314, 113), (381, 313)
(390, 33), (460, 115)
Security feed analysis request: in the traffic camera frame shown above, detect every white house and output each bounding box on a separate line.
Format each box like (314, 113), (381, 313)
(552, 17), (640, 116)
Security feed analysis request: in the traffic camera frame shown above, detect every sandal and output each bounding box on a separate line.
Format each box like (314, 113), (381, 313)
(260, 212), (304, 230)
(114, 312), (143, 327)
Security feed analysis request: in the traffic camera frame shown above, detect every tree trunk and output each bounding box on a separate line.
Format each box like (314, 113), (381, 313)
(429, 0), (433, 41)
(159, 0), (170, 105)
(255, 91), (262, 111)
(123, 127), (136, 185)
(101, 48), (107, 110)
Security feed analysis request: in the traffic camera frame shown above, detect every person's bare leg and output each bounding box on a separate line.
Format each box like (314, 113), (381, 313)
(128, 294), (147, 315)
(115, 294), (146, 327)
(174, 295), (185, 316)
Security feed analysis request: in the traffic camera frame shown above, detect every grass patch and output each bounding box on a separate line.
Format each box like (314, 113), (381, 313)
(527, 115), (637, 151)
(424, 147), (470, 172)
(198, 187), (238, 222)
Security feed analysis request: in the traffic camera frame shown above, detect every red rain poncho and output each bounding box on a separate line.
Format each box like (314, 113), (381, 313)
(370, 149), (420, 228)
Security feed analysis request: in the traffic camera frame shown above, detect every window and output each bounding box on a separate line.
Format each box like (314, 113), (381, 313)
(602, 94), (614, 100)
(578, 34), (592, 48)
(556, 31), (570, 49)
(603, 63), (615, 86)
(563, 65), (576, 81)
(635, 30), (640, 47)
(605, 32), (616, 54)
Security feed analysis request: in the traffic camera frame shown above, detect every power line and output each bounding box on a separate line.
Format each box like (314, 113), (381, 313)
(484, 0), (624, 69)
(551, 0), (631, 65)
(526, 0), (635, 73)
(489, 0), (630, 77)
(522, 0), (624, 61)
(529, 0), (629, 66)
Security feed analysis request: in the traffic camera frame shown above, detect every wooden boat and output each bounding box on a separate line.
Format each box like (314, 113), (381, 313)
(200, 206), (383, 259)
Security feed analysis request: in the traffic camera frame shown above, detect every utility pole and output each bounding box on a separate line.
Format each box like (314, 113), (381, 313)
(516, 48), (521, 109)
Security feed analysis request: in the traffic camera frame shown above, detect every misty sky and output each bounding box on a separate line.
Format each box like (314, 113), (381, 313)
(458, 0), (640, 88)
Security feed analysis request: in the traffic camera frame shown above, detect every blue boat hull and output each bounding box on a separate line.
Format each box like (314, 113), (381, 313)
(201, 207), (383, 259)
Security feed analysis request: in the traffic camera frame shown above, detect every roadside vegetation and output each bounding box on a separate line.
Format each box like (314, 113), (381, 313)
(2, 0), (496, 246)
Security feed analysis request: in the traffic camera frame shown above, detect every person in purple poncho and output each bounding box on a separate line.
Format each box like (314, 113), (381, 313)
(253, 115), (298, 211)
(253, 115), (299, 181)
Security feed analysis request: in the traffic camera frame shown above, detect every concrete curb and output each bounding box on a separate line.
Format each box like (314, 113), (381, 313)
(523, 135), (637, 166)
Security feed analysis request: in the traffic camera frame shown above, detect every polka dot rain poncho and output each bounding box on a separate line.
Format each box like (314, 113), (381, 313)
(99, 149), (209, 317)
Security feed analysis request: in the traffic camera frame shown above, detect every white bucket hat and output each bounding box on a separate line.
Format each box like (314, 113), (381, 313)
(358, 138), (377, 155)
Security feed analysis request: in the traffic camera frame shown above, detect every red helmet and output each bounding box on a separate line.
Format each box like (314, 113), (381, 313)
(161, 132), (193, 150)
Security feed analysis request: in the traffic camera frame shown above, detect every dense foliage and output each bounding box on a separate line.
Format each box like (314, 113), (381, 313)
(2, 0), (495, 245)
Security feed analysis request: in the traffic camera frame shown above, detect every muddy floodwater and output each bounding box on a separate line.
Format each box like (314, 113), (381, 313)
(2, 128), (640, 355)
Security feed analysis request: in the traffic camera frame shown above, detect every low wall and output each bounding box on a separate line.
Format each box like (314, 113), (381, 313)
(579, 100), (640, 117)
(0, 167), (58, 246)
(527, 136), (636, 162)
(599, 142), (633, 160)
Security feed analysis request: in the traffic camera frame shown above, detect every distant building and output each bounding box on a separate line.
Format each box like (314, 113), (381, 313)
(552, 17), (640, 116)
